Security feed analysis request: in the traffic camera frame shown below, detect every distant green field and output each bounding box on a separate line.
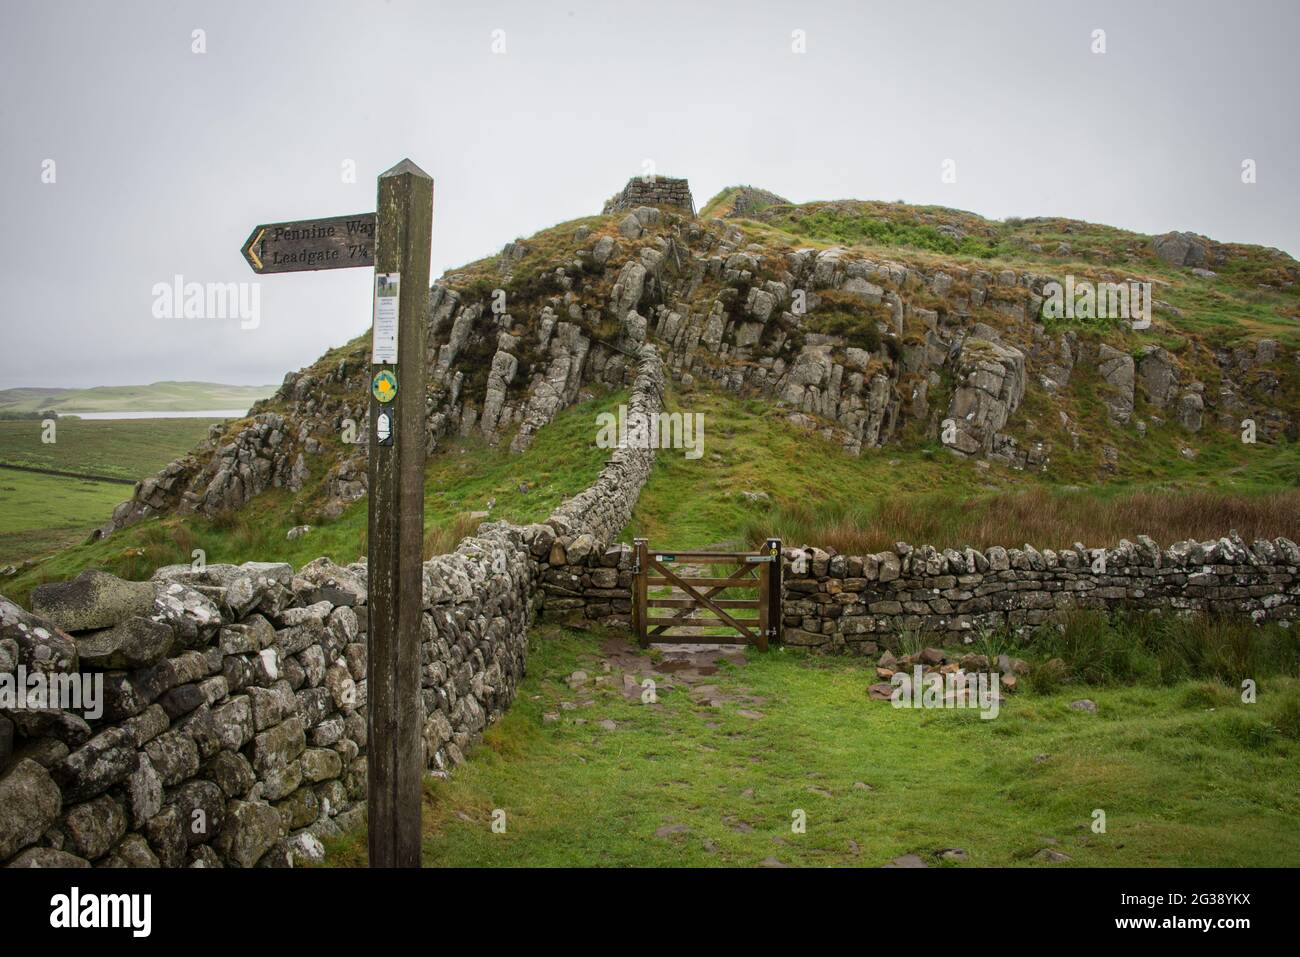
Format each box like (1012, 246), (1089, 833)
(0, 417), (223, 567)
(0, 380), (275, 414)
(0, 417), (223, 481)
(0, 471), (129, 566)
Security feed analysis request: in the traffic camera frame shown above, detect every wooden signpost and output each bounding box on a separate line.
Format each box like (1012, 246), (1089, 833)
(240, 213), (376, 274)
(240, 159), (433, 868)
(364, 160), (432, 867)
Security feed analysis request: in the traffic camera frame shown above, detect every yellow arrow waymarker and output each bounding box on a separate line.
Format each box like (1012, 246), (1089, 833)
(372, 370), (398, 403)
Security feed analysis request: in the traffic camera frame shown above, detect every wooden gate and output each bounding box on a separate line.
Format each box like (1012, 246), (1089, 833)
(632, 538), (782, 650)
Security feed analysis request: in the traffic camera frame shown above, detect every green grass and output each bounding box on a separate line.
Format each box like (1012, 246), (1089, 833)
(0, 417), (224, 481)
(0, 381), (275, 414)
(625, 388), (1300, 555)
(0, 417), (228, 567)
(1018, 612), (1299, 689)
(625, 390), (988, 551)
(0, 471), (131, 566)
(319, 623), (1300, 867)
(769, 206), (1002, 258)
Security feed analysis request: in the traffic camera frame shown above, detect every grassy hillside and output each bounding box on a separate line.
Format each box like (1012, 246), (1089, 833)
(627, 388), (1300, 555)
(703, 192), (1300, 349)
(0, 381), (275, 413)
(0, 387), (69, 414)
(6, 378), (1295, 601)
(0, 471), (133, 568)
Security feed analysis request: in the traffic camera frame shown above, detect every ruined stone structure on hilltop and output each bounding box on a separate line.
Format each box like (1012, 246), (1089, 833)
(602, 176), (695, 216)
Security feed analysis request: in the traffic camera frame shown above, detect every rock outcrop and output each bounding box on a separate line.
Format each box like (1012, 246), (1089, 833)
(724, 186), (791, 218)
(1097, 343), (1135, 424)
(942, 326), (1026, 455)
(1154, 231), (1209, 268)
(96, 179), (1299, 541)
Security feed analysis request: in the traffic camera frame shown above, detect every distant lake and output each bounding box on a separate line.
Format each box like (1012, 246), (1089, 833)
(65, 410), (249, 420)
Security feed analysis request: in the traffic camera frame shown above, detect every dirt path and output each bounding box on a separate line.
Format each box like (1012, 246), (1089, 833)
(590, 634), (768, 715)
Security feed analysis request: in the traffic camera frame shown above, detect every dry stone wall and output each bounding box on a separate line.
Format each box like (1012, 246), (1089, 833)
(531, 343), (663, 627)
(0, 545), (531, 869)
(532, 531), (1300, 653)
(782, 533), (1300, 652)
(1, 562), (371, 869)
(539, 543), (637, 628)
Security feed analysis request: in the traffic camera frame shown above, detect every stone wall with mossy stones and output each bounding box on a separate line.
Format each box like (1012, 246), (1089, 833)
(0, 561), (371, 868)
(0, 348), (665, 868)
(539, 544), (636, 628)
(529, 343), (663, 628)
(0, 542), (534, 868)
(781, 533), (1300, 653)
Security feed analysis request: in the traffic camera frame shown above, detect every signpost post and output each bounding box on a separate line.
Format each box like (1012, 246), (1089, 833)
(365, 160), (432, 867)
(240, 158), (433, 868)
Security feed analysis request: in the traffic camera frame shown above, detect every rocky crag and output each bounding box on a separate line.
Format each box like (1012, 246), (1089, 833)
(97, 178), (1297, 545)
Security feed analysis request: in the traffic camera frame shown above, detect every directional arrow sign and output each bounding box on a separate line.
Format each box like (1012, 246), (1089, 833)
(240, 212), (376, 274)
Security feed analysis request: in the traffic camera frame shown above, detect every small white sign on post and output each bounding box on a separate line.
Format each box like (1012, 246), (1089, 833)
(372, 272), (400, 364)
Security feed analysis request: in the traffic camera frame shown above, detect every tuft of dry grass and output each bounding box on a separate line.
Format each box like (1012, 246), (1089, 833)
(748, 487), (1300, 555)
(422, 513), (487, 561)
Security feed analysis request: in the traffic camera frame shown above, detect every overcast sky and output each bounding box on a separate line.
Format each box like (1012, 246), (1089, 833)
(1, 0), (1297, 390)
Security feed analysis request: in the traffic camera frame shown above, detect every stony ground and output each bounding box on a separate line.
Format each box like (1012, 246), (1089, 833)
(321, 624), (1300, 868)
